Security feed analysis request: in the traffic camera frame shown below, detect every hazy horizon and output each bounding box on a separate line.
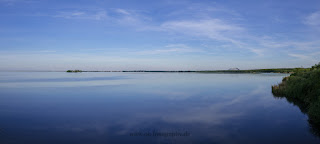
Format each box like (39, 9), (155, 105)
(0, 66), (308, 72)
(1, 0), (320, 71)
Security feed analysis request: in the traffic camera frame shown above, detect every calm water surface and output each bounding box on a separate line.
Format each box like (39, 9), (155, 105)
(0, 72), (319, 144)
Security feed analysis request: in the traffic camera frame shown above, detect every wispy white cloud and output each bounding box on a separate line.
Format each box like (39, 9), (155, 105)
(136, 44), (204, 55)
(165, 3), (242, 20)
(0, 0), (37, 6)
(247, 48), (265, 56)
(254, 35), (320, 50)
(54, 10), (107, 20)
(288, 53), (309, 59)
(41, 6), (320, 60)
(113, 8), (152, 27)
(305, 11), (320, 26)
(288, 53), (318, 64)
(158, 19), (273, 55)
(53, 8), (150, 28)
(114, 8), (131, 15)
(161, 19), (243, 40)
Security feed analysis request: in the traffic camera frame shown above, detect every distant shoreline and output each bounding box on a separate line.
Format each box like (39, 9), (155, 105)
(0, 68), (303, 73)
(65, 68), (299, 73)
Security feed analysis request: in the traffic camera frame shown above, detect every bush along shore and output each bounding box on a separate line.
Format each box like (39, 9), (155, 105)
(272, 62), (320, 136)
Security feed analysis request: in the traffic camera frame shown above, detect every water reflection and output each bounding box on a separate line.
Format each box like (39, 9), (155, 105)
(273, 94), (320, 138)
(0, 76), (128, 83)
(0, 72), (319, 144)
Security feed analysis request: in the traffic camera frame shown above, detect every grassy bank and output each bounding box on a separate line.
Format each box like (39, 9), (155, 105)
(272, 63), (320, 134)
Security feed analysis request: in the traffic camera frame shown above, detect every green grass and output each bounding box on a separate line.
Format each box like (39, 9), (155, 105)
(272, 62), (320, 135)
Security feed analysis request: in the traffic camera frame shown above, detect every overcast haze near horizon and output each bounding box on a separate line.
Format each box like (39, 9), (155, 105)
(0, 0), (320, 71)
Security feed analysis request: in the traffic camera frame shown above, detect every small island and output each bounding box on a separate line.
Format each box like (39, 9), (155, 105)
(272, 62), (320, 135)
(66, 70), (82, 73)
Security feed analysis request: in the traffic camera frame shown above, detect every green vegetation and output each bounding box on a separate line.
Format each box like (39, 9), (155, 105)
(66, 70), (82, 73)
(272, 62), (320, 135)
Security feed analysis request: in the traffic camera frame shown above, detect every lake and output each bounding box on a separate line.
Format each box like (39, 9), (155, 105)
(0, 72), (319, 144)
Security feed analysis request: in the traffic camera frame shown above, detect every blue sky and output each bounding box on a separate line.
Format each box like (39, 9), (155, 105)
(0, 0), (319, 71)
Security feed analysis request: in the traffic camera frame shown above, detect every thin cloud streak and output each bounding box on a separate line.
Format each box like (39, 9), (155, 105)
(54, 10), (107, 20)
(136, 44), (204, 55)
(305, 11), (320, 26)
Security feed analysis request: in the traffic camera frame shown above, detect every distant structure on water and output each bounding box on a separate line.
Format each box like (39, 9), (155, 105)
(228, 68), (240, 70)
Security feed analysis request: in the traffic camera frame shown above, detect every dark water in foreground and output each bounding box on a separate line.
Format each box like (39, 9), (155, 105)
(0, 72), (319, 144)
